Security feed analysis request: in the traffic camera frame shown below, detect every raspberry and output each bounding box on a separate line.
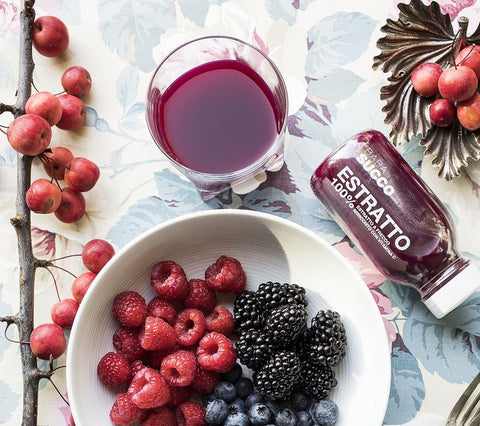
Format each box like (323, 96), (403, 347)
(131, 359), (147, 375)
(189, 364), (220, 394)
(205, 305), (234, 336)
(204, 255), (246, 294)
(175, 401), (207, 426)
(174, 308), (206, 347)
(166, 385), (192, 407)
(184, 278), (217, 312)
(113, 326), (146, 363)
(160, 349), (197, 387)
(147, 296), (177, 326)
(151, 260), (190, 301)
(109, 392), (145, 425)
(127, 367), (170, 409)
(97, 352), (132, 387)
(139, 316), (176, 351)
(142, 344), (179, 370)
(196, 332), (237, 373)
(141, 406), (175, 426)
(112, 291), (147, 328)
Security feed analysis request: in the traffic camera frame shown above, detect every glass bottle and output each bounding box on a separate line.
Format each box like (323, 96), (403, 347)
(310, 129), (479, 318)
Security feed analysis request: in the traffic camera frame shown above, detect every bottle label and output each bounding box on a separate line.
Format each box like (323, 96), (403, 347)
(329, 149), (411, 258)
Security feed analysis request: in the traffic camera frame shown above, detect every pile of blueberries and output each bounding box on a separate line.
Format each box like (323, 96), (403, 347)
(203, 363), (338, 425)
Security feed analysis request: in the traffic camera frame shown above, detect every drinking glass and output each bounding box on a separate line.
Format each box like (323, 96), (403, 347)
(146, 35), (288, 200)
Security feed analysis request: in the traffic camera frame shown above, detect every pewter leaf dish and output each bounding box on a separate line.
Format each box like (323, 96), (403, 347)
(373, 0), (480, 180)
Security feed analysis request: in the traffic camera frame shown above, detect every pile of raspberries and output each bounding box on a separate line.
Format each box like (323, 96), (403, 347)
(95, 255), (245, 425)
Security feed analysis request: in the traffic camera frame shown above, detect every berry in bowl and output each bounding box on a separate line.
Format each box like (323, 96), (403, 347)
(66, 209), (391, 425)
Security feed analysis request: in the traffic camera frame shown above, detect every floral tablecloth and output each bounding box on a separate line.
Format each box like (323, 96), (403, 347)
(2, 0), (480, 425)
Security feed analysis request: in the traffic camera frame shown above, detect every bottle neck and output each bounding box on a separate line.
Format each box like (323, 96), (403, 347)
(419, 256), (470, 299)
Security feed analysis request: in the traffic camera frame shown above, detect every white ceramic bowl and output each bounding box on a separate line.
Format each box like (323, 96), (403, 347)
(67, 210), (391, 425)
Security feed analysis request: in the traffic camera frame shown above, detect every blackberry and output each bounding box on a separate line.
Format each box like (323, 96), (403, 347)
(253, 351), (301, 400)
(303, 309), (347, 366)
(234, 290), (265, 331)
(265, 303), (308, 346)
(256, 281), (307, 313)
(235, 329), (277, 371)
(300, 360), (337, 399)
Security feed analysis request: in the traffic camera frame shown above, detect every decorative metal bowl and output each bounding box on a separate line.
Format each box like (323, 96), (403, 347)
(373, 0), (480, 180)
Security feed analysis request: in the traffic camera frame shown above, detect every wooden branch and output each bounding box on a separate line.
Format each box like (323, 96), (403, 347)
(12, 1), (41, 425)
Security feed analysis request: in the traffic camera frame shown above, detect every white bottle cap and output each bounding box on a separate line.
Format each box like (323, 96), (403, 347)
(423, 263), (480, 319)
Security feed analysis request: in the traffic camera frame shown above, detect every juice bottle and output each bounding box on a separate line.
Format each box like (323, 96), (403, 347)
(310, 129), (479, 318)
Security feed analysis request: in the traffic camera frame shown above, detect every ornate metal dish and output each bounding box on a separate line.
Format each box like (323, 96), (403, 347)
(373, 0), (480, 180)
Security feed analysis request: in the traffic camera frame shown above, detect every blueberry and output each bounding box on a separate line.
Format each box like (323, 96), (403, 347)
(224, 412), (249, 426)
(214, 381), (237, 403)
(245, 391), (264, 407)
(248, 403), (272, 425)
(310, 399), (339, 425)
(221, 362), (243, 383)
(229, 397), (247, 414)
(235, 377), (254, 399)
(205, 399), (229, 425)
(264, 400), (281, 417)
(290, 390), (311, 411)
(276, 407), (297, 426)
(296, 410), (314, 426)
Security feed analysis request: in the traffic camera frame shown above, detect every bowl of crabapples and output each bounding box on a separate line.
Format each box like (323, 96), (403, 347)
(66, 209), (391, 426)
(411, 45), (480, 130)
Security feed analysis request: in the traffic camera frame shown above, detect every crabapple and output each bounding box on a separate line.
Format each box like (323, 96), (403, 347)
(30, 323), (67, 360)
(64, 157), (100, 192)
(7, 114), (51, 156)
(456, 45), (480, 79)
(54, 187), (86, 223)
(32, 16), (69, 57)
(457, 93), (480, 131)
(61, 66), (92, 97)
(51, 298), (79, 328)
(71, 271), (97, 303)
(438, 65), (478, 102)
(411, 62), (443, 97)
(82, 239), (115, 273)
(25, 91), (62, 126)
(429, 99), (456, 127)
(26, 178), (62, 214)
(42, 146), (74, 180)
(56, 94), (87, 130)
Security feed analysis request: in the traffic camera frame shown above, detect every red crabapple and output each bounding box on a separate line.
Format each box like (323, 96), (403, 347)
(438, 65), (478, 102)
(71, 271), (96, 303)
(54, 187), (86, 223)
(7, 114), (52, 156)
(56, 94), (87, 130)
(51, 298), (79, 328)
(30, 323), (67, 360)
(411, 62), (443, 97)
(457, 93), (480, 131)
(32, 16), (69, 57)
(429, 99), (456, 127)
(26, 178), (62, 214)
(42, 146), (74, 180)
(64, 157), (100, 192)
(456, 45), (480, 79)
(61, 66), (92, 97)
(82, 239), (115, 273)
(25, 91), (62, 126)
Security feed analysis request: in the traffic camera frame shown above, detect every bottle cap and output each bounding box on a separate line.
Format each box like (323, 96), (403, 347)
(424, 263), (480, 319)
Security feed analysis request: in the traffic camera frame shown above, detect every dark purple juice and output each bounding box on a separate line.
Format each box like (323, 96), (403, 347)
(311, 130), (480, 318)
(155, 60), (281, 174)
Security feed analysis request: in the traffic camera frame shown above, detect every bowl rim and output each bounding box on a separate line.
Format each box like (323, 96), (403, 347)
(66, 209), (391, 425)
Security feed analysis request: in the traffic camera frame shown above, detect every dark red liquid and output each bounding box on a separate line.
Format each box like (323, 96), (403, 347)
(155, 60), (281, 174)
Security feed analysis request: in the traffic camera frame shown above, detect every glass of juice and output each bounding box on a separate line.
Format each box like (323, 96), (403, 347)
(145, 36), (288, 200)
